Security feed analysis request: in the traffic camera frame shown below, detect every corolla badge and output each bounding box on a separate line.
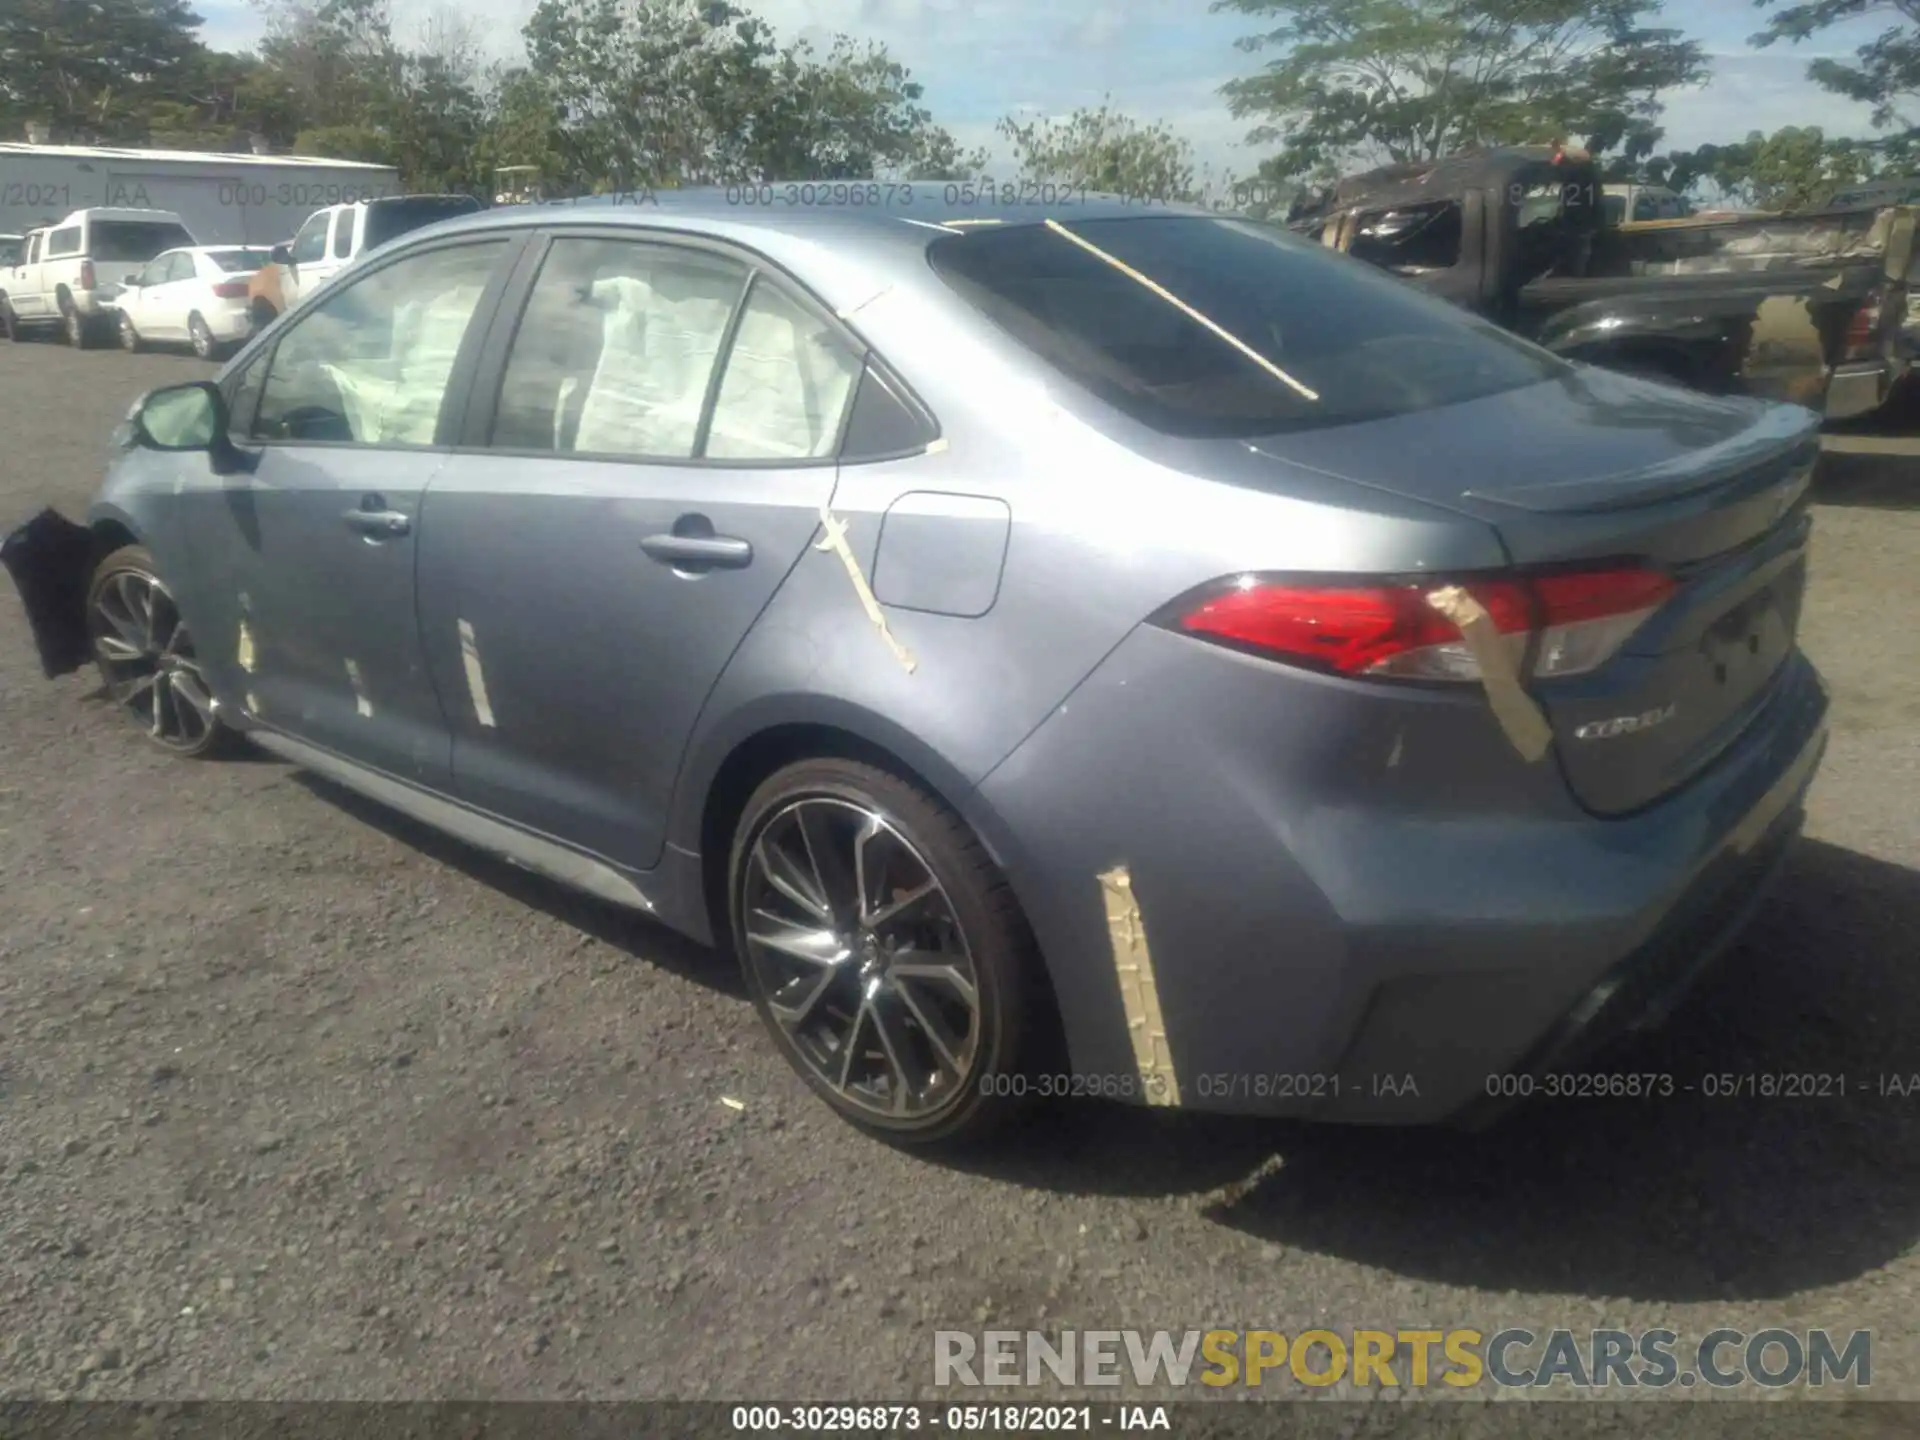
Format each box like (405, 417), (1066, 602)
(1575, 703), (1678, 741)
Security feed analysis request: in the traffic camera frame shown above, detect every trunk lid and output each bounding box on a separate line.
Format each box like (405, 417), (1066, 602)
(1245, 365), (1822, 815)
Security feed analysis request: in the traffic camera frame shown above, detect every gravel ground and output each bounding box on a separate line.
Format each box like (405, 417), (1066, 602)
(3, 336), (1920, 1406)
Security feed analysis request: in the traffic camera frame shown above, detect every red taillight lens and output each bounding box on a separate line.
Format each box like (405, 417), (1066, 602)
(1171, 567), (1677, 682)
(1844, 293), (1883, 361)
(80, 260), (95, 290)
(211, 280), (248, 298)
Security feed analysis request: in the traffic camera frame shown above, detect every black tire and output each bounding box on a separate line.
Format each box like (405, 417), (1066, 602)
(61, 297), (97, 349)
(118, 311), (143, 352)
(87, 544), (236, 759)
(189, 312), (221, 360)
(0, 295), (22, 343)
(728, 757), (1045, 1148)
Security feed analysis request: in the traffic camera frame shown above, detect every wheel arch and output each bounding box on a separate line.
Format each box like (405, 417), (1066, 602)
(680, 697), (1022, 951)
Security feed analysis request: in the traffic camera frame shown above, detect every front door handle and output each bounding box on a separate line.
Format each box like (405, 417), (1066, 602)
(640, 533), (753, 570)
(343, 507), (411, 539)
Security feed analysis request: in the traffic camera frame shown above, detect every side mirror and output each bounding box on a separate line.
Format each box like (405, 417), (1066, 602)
(270, 243), (293, 266)
(130, 381), (253, 474)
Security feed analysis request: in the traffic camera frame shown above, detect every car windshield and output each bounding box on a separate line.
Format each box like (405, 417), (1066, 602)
(91, 221), (197, 263)
(0, 237), (21, 266)
(926, 215), (1567, 438)
(362, 196), (482, 251)
(205, 248), (275, 272)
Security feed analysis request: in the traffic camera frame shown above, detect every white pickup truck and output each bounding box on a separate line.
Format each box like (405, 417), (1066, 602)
(0, 207), (198, 346)
(249, 193), (482, 330)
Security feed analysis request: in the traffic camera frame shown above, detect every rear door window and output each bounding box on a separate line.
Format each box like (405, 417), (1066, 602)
(47, 227), (81, 258)
(489, 237), (749, 458)
(927, 216), (1566, 438)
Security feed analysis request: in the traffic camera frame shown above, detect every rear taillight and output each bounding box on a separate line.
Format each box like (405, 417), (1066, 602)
(1843, 291), (1884, 361)
(80, 260), (95, 290)
(1167, 567), (1677, 682)
(211, 280), (248, 298)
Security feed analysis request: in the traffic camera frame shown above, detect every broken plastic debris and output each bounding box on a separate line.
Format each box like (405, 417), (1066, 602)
(1424, 586), (1553, 763)
(458, 619), (497, 728)
(1097, 866), (1181, 1106)
(720, 1096), (745, 1111)
(236, 621), (256, 674)
(814, 508), (917, 673)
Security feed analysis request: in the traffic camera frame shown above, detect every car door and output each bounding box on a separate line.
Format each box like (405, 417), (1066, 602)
(414, 230), (866, 870)
(139, 251), (189, 337)
(176, 231), (521, 789)
(282, 209), (332, 309)
(13, 233), (46, 317)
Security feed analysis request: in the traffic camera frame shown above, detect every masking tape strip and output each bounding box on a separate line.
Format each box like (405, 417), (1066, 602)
(814, 508), (917, 674)
(236, 620), (257, 674)
(1097, 866), (1180, 1107)
(457, 619), (497, 728)
(1043, 218), (1320, 402)
(1425, 585), (1553, 763)
(343, 658), (372, 718)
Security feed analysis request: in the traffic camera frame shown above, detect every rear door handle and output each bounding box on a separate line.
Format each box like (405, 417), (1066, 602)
(640, 533), (753, 569)
(343, 507), (411, 539)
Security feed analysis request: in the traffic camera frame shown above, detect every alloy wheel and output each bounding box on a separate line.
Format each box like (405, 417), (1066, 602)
(119, 314), (139, 351)
(89, 569), (219, 752)
(190, 316), (215, 359)
(740, 797), (983, 1121)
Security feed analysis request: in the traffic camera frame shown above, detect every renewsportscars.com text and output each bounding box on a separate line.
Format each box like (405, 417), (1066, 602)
(933, 1328), (1871, 1390)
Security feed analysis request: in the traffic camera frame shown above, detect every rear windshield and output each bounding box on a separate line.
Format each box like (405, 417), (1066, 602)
(926, 216), (1567, 438)
(90, 221), (197, 263)
(206, 248), (275, 272)
(363, 196), (482, 251)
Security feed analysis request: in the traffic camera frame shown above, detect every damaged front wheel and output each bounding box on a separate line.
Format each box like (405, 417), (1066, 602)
(88, 546), (235, 758)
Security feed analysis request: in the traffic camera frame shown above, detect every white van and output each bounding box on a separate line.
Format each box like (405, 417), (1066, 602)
(0, 208), (198, 346)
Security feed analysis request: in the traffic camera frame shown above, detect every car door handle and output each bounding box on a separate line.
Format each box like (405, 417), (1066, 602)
(343, 507), (411, 538)
(640, 533), (753, 569)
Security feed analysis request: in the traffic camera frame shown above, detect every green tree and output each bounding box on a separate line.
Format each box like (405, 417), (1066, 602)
(1752, 0), (1920, 133)
(1646, 126), (1884, 210)
(0, 0), (206, 142)
(997, 98), (1202, 200)
(1212, 0), (1706, 181)
(521, 0), (968, 190)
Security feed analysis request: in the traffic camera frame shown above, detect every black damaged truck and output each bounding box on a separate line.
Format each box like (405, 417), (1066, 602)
(1288, 146), (1918, 421)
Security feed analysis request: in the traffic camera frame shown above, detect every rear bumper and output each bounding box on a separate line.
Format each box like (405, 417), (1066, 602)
(973, 625), (1831, 1124)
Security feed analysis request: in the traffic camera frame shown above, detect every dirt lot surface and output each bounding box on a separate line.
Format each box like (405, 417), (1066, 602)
(3, 337), (1920, 1407)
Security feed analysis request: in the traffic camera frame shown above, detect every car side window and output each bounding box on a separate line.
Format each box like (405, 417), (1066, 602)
(291, 212), (330, 265)
(705, 278), (863, 461)
(165, 253), (192, 283)
(490, 237), (750, 458)
(48, 226), (80, 258)
(252, 240), (507, 447)
(330, 210), (354, 260)
(139, 254), (172, 287)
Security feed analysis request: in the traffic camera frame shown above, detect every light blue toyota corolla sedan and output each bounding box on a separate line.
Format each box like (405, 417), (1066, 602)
(1, 188), (1829, 1146)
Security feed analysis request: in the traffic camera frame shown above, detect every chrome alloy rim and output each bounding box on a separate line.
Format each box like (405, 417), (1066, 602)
(90, 570), (217, 750)
(741, 797), (982, 1119)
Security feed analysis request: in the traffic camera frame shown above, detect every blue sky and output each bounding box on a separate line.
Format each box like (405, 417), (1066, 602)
(192, 0), (1902, 170)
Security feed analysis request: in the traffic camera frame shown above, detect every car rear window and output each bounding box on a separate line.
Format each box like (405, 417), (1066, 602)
(926, 215), (1568, 438)
(90, 222), (197, 263)
(206, 248), (275, 272)
(362, 196), (482, 251)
